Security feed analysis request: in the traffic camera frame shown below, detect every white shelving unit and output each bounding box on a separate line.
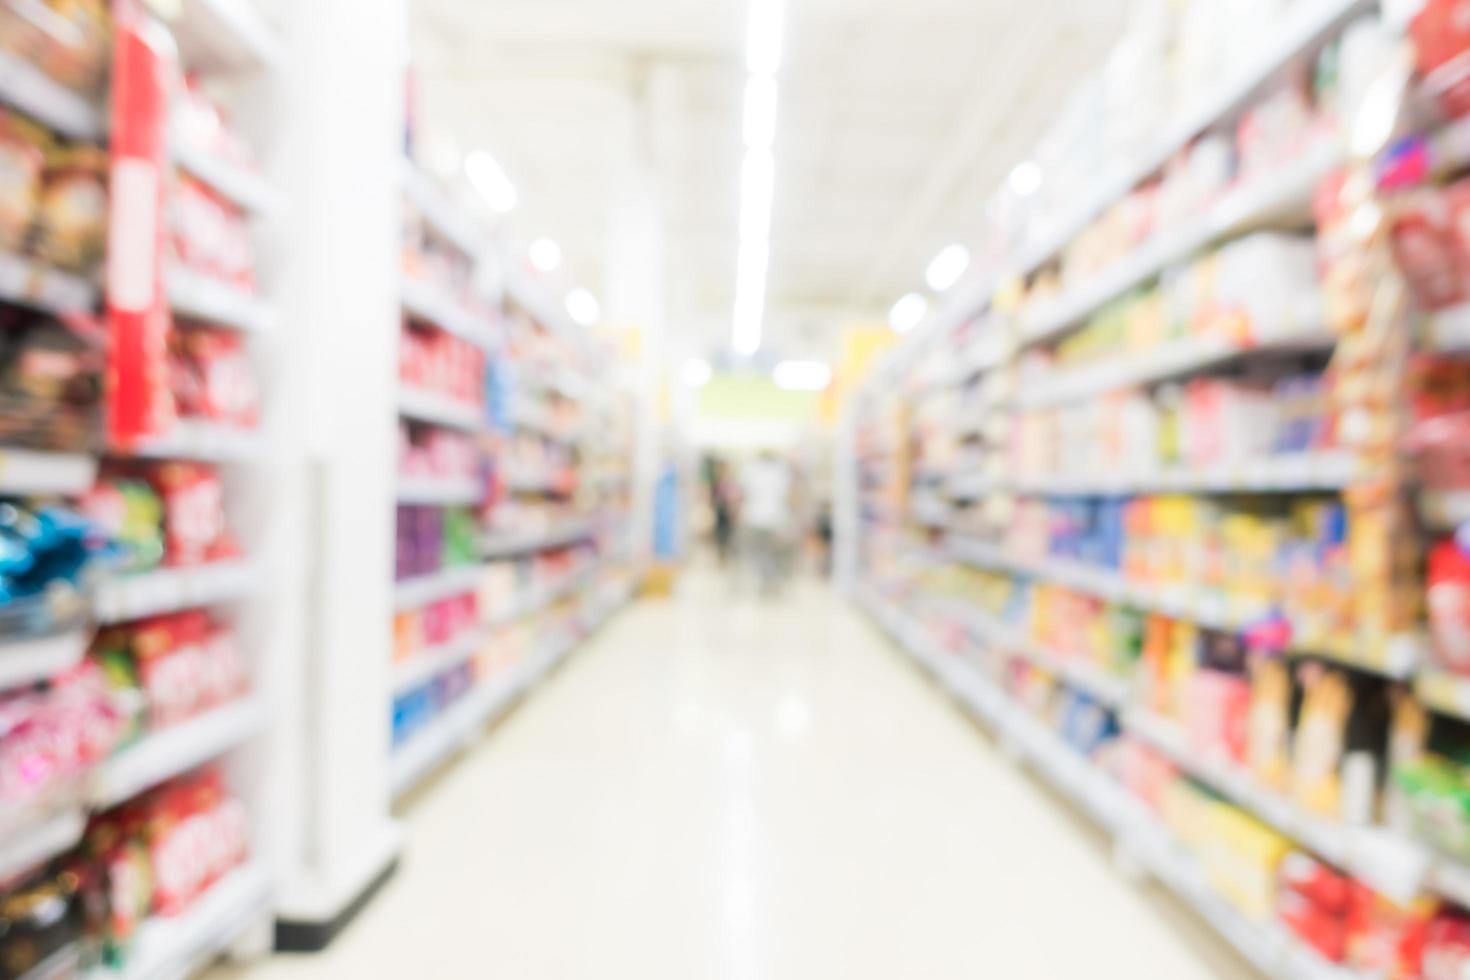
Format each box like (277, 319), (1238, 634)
(0, 629), (91, 689)
(94, 560), (259, 625)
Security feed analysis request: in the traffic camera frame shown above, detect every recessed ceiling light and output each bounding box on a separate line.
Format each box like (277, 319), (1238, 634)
(681, 359), (713, 387)
(925, 244), (970, 292)
(465, 150), (517, 212)
(746, 0), (784, 75)
(1008, 160), (1042, 198)
(565, 288), (600, 327)
(889, 293), (927, 333)
(772, 360), (832, 392)
(528, 238), (562, 273)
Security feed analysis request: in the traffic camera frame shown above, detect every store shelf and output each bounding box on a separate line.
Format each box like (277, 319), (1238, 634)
(0, 448), (97, 496)
(393, 564), (483, 613)
(96, 860), (271, 980)
(173, 142), (280, 215)
(397, 475), (482, 506)
(398, 387), (484, 432)
(1000, 453), (1359, 497)
(165, 0), (285, 74)
(505, 471), (565, 495)
(0, 250), (98, 315)
(1420, 489), (1470, 531)
(123, 421), (264, 464)
(1416, 669), (1470, 721)
(1124, 710), (1429, 904)
(389, 663), (533, 800)
(937, 601), (1130, 707)
(1005, 0), (1371, 285)
(95, 560), (258, 624)
(865, 592), (1383, 980)
(89, 697), (267, 809)
(402, 162), (483, 260)
(1423, 302), (1470, 353)
(0, 628), (90, 690)
(484, 568), (595, 629)
(402, 278), (496, 350)
(1019, 143), (1339, 347)
(481, 518), (598, 559)
(169, 269), (276, 333)
(0, 809), (86, 883)
(390, 628), (487, 698)
(1016, 326), (1336, 411)
(0, 49), (104, 141)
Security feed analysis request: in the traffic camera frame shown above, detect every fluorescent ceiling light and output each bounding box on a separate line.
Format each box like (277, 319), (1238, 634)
(925, 243), (970, 292)
(1008, 160), (1042, 198)
(681, 358), (713, 387)
(889, 293), (927, 333)
(773, 360), (831, 392)
(465, 150), (517, 212)
(565, 288), (600, 327)
(738, 149), (775, 243)
(746, 0), (784, 75)
(742, 74), (778, 150)
(528, 238), (562, 273)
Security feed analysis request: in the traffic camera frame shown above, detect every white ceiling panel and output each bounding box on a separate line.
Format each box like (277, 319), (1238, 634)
(411, 0), (1127, 356)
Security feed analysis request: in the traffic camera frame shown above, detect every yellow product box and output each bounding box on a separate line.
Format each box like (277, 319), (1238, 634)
(1203, 807), (1291, 922)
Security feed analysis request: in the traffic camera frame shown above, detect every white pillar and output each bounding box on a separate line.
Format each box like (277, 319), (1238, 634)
(606, 67), (676, 566)
(265, 0), (406, 943)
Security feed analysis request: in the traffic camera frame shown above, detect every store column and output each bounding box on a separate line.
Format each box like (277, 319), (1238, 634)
(606, 65), (677, 568)
(263, 0), (407, 949)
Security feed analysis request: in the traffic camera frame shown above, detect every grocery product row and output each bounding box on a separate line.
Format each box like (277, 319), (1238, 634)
(0, 0), (645, 976)
(841, 3), (1470, 978)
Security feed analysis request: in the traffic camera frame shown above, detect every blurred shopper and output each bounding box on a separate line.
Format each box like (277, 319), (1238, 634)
(740, 451), (793, 597)
(709, 458), (738, 567)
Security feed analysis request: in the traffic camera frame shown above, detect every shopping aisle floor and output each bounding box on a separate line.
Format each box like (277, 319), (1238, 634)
(217, 570), (1255, 979)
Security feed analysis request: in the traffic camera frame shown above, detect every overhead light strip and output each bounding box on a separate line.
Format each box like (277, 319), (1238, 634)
(731, 0), (783, 357)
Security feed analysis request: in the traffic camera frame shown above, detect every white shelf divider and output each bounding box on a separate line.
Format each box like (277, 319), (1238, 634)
(89, 697), (267, 809)
(0, 629), (90, 691)
(165, 0), (285, 74)
(0, 449), (97, 496)
(173, 141), (281, 215)
(99, 860), (272, 980)
(398, 387), (484, 432)
(402, 278), (496, 350)
(95, 560), (259, 625)
(0, 808), (86, 883)
(123, 420), (265, 464)
(390, 628), (486, 699)
(0, 49), (104, 141)
(401, 162), (483, 260)
(168, 268), (277, 333)
(393, 564), (483, 613)
(396, 475), (482, 506)
(481, 518), (598, 559)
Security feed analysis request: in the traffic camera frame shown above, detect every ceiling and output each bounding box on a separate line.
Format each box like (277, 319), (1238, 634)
(410, 0), (1129, 361)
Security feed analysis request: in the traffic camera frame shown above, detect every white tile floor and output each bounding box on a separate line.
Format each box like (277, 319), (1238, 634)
(214, 571), (1257, 979)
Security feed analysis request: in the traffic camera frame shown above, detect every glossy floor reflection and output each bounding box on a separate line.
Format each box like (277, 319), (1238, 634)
(215, 569), (1256, 979)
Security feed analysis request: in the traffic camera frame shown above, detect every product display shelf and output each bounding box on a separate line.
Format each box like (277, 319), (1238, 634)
(164, 0), (285, 74)
(87, 696), (267, 810)
(1414, 669), (1470, 723)
(168, 269), (276, 334)
(87, 860), (272, 980)
(481, 517), (599, 559)
(0, 629), (91, 690)
(0, 250), (99, 316)
(1020, 141), (1341, 347)
(1003, 0), (1370, 292)
(863, 589), (1375, 980)
(396, 475), (482, 506)
(951, 452), (1359, 499)
(1419, 489), (1470, 532)
(946, 536), (1422, 680)
(94, 560), (259, 625)
(0, 48), (104, 141)
(173, 142), (280, 216)
(1015, 326), (1337, 411)
(402, 277), (496, 350)
(1122, 709), (1429, 903)
(398, 386), (485, 432)
(483, 565), (596, 630)
(401, 162), (483, 261)
(122, 421), (265, 464)
(1422, 301), (1470, 353)
(0, 448), (98, 496)
(0, 809), (87, 883)
(390, 627), (487, 699)
(393, 563), (483, 613)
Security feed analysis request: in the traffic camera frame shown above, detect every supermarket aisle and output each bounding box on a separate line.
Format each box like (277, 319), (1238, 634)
(220, 571), (1253, 979)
